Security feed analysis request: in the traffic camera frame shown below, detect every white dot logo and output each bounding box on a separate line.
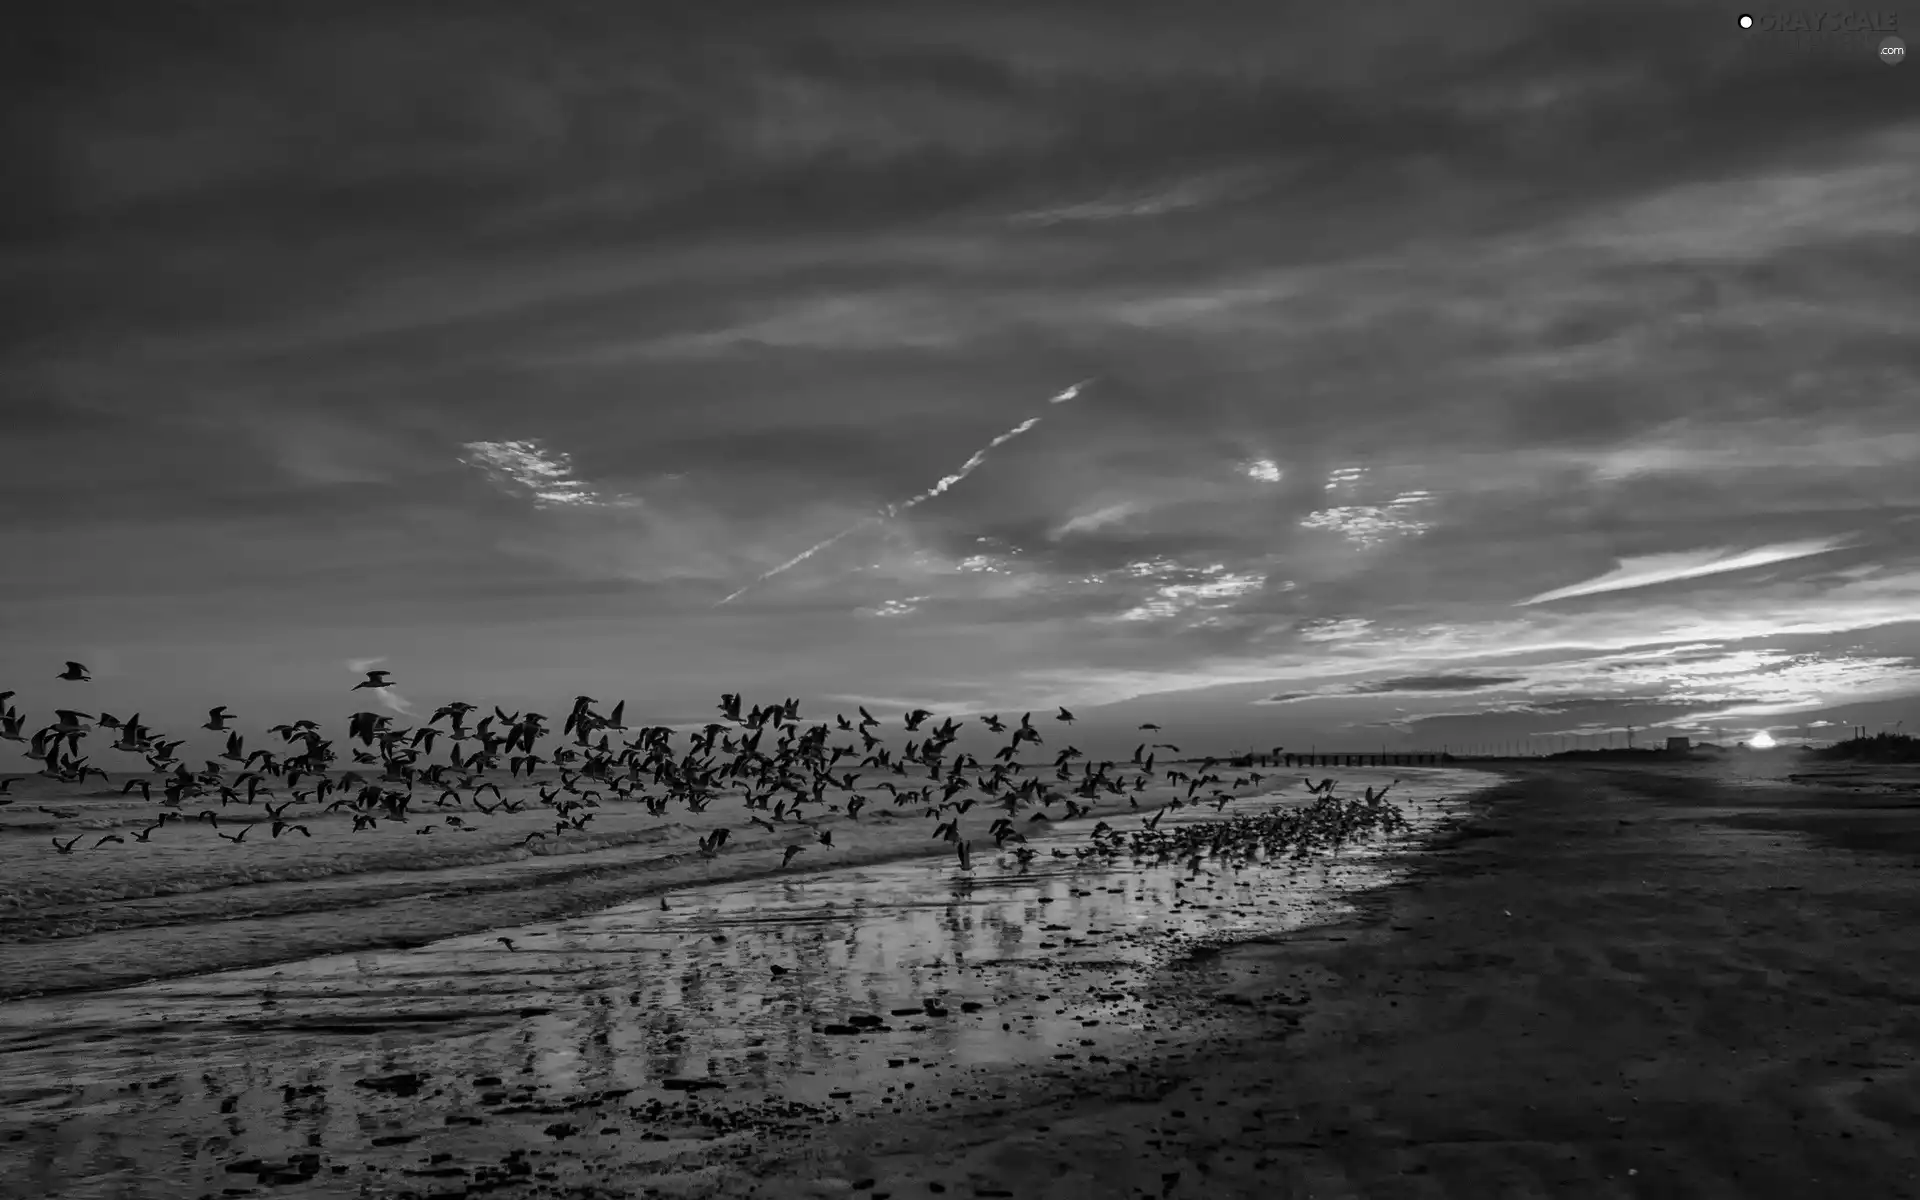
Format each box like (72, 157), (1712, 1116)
(1738, 13), (1754, 28)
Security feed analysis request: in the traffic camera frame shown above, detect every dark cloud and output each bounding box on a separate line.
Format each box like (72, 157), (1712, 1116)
(1351, 674), (1527, 694)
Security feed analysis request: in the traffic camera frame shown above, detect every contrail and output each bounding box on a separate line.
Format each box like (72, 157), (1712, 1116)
(716, 379), (1093, 606)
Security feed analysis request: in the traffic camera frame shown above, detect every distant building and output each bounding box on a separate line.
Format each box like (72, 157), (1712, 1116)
(1666, 736), (1691, 752)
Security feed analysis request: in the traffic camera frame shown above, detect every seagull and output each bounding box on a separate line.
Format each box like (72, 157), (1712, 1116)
(497, 937), (517, 951)
(203, 706), (237, 731)
(57, 661), (91, 681)
(1056, 707), (1075, 724)
(351, 670), (393, 691)
(53, 835), (85, 854)
(1138, 722), (1161, 731)
(94, 834), (125, 848)
(782, 844), (804, 867)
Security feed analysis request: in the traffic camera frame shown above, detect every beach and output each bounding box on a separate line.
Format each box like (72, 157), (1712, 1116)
(4, 758), (1917, 1197)
(1, 766), (1470, 1198)
(768, 758), (1920, 1199)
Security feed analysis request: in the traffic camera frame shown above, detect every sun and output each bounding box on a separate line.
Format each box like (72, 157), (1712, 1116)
(1748, 730), (1777, 749)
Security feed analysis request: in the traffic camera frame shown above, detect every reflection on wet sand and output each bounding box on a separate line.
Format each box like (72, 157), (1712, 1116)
(0, 774), (1486, 1198)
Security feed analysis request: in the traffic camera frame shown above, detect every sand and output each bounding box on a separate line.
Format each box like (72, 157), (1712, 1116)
(750, 760), (1920, 1199)
(0, 767), (1474, 1199)
(5, 758), (1916, 1198)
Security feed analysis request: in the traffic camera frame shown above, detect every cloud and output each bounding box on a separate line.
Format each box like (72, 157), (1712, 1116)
(458, 439), (625, 509)
(1256, 672), (1523, 703)
(1517, 537), (1859, 605)
(1352, 673), (1525, 694)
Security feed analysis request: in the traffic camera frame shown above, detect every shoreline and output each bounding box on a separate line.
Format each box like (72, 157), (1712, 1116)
(737, 764), (1920, 1199)
(0, 767), (1478, 1003)
(0, 779), (1488, 1199)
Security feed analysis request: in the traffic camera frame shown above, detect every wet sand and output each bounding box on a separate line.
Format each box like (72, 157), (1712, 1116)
(0, 769), (1476, 1198)
(759, 762), (1920, 1199)
(10, 761), (1914, 1198)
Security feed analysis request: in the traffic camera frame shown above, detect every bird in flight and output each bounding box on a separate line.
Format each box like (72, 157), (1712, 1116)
(57, 661), (91, 681)
(1138, 722), (1161, 731)
(1056, 707), (1075, 724)
(352, 670), (394, 691)
(204, 706), (237, 731)
(782, 844), (803, 867)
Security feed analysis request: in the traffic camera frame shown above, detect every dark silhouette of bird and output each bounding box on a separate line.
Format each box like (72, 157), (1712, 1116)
(94, 834), (124, 848)
(904, 709), (932, 732)
(1056, 706), (1075, 723)
(782, 844), (803, 867)
(0, 778), (19, 794)
(203, 706), (237, 731)
(1138, 722), (1161, 730)
(57, 661), (91, 681)
(217, 824), (250, 844)
(351, 670), (393, 690)
(51, 835), (83, 854)
(497, 937), (517, 951)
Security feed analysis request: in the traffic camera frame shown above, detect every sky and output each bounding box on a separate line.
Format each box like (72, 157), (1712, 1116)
(3, 0), (1918, 760)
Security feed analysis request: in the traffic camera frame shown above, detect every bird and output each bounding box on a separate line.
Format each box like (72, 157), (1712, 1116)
(203, 706), (237, 731)
(57, 661), (91, 681)
(51, 835), (83, 854)
(1056, 707), (1075, 724)
(0, 778), (19, 794)
(217, 825), (251, 844)
(351, 670), (393, 691)
(94, 834), (125, 848)
(497, 937), (517, 951)
(1138, 722), (1161, 731)
(782, 844), (803, 867)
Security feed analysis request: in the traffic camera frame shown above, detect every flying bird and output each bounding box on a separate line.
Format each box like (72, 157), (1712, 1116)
(1056, 707), (1075, 723)
(57, 661), (91, 681)
(204, 706), (237, 731)
(352, 670), (393, 691)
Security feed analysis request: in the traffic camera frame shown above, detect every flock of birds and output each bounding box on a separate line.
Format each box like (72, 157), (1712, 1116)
(6, 661), (1410, 871)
